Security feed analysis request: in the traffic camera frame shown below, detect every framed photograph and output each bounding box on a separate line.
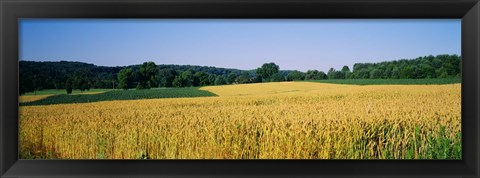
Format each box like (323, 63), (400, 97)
(1, 0), (479, 177)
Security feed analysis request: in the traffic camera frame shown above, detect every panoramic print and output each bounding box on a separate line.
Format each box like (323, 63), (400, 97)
(19, 19), (461, 159)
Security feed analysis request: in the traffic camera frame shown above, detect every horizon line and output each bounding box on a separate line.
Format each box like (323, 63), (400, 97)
(19, 53), (461, 72)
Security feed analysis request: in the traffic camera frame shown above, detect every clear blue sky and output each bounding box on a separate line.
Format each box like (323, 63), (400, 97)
(20, 19), (460, 72)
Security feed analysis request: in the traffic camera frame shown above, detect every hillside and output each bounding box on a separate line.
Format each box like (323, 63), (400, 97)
(20, 54), (461, 95)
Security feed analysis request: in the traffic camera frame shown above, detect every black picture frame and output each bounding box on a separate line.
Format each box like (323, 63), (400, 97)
(1, 0), (479, 177)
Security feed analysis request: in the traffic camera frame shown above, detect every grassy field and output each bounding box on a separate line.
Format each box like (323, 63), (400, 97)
(19, 82), (461, 159)
(20, 88), (217, 106)
(308, 78), (461, 85)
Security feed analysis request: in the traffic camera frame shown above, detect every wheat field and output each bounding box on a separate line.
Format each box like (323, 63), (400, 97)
(19, 95), (52, 103)
(19, 82), (461, 159)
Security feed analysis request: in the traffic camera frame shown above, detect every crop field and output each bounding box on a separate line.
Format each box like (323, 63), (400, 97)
(19, 95), (53, 103)
(20, 88), (217, 106)
(19, 82), (461, 159)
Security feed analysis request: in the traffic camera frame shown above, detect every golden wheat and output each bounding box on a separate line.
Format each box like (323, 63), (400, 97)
(19, 82), (461, 159)
(19, 95), (52, 103)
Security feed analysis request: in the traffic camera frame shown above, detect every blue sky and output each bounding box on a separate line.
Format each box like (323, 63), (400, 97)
(19, 19), (460, 72)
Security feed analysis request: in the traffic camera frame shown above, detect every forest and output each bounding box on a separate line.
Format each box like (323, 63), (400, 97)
(19, 54), (461, 95)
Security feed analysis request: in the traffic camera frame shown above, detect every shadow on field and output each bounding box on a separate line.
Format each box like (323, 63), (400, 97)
(20, 88), (217, 106)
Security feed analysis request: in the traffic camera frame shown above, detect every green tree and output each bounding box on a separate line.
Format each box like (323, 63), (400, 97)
(270, 73), (284, 82)
(65, 78), (73, 94)
(355, 68), (370, 79)
(208, 75), (217, 85)
(180, 70), (194, 87)
(256, 62), (280, 82)
(341, 65), (351, 78)
(383, 68), (392, 79)
(238, 71), (251, 84)
(73, 69), (92, 92)
(137, 62), (158, 89)
(305, 70), (315, 80)
(286, 70), (305, 81)
(436, 67), (448, 78)
(443, 63), (455, 76)
(252, 75), (263, 83)
(19, 74), (34, 95)
(431, 58), (443, 68)
(172, 76), (183, 87)
(348, 54), (461, 79)
(53, 79), (64, 90)
(370, 69), (383, 79)
(192, 74), (201, 87)
(305, 70), (327, 80)
(32, 74), (43, 95)
(195, 72), (211, 86)
(399, 66), (413, 79)
(157, 68), (177, 87)
(391, 67), (400, 79)
(327, 68), (335, 79)
(214, 75), (227, 85)
(328, 68), (345, 79)
(227, 72), (237, 84)
(117, 68), (134, 90)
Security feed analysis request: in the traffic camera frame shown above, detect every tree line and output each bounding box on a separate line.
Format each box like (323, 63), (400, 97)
(19, 54), (461, 94)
